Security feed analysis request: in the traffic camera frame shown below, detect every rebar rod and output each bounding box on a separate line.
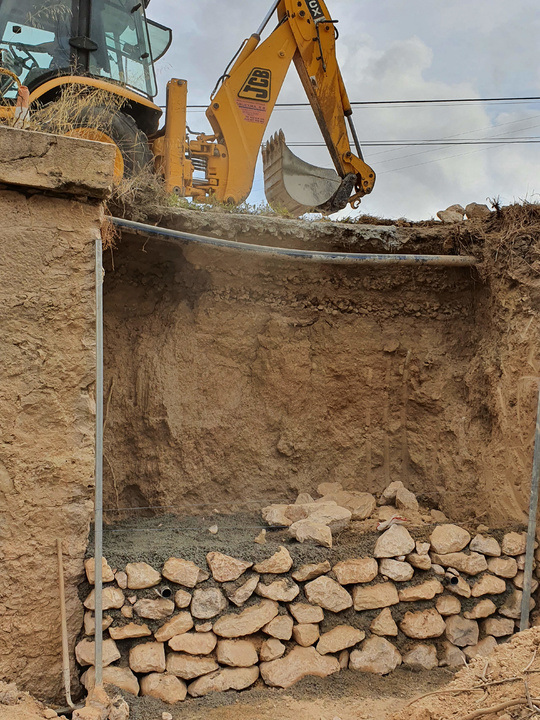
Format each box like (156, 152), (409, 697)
(56, 539), (75, 709)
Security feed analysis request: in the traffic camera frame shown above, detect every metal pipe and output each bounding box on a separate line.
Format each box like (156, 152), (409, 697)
(520, 383), (540, 630)
(346, 113), (365, 162)
(109, 216), (479, 268)
(257, 0), (281, 36)
(94, 234), (104, 686)
(57, 539), (75, 709)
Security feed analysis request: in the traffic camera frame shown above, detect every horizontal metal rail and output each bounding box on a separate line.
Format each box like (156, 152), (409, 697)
(109, 216), (479, 268)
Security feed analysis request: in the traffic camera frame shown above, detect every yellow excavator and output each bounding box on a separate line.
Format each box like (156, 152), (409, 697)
(0, 0), (375, 216)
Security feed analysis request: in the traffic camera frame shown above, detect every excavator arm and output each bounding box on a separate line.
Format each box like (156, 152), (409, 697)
(157, 0), (375, 216)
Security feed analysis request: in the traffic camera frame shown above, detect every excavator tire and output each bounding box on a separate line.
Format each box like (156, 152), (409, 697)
(65, 106), (153, 180)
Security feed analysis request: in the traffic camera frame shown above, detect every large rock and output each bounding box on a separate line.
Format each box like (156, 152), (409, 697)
(464, 599), (497, 619)
(344, 491), (377, 520)
(168, 632), (217, 655)
(333, 558), (378, 585)
(430, 525), (471, 554)
(465, 202), (491, 220)
(191, 588), (228, 619)
(370, 608), (398, 637)
(374, 525), (415, 558)
(83, 612), (113, 636)
(213, 599), (279, 638)
(378, 481), (404, 505)
(513, 571), (539, 592)
(501, 532), (527, 556)
(499, 589), (535, 619)
(162, 558), (203, 588)
(109, 623), (152, 640)
(302, 503), (351, 531)
(448, 575), (472, 598)
(408, 553), (432, 571)
(292, 623), (320, 647)
(431, 552), (487, 575)
(129, 642), (166, 674)
(436, 595), (461, 616)
(84, 587), (124, 611)
(437, 205), (465, 223)
(353, 582), (399, 611)
(400, 609), (446, 639)
(471, 574), (506, 596)
(85, 557), (115, 585)
(134, 598), (175, 621)
(316, 625), (365, 655)
(380, 559), (414, 582)
(224, 575), (260, 607)
(469, 535), (501, 557)
(206, 552), (253, 582)
(154, 612), (194, 642)
(263, 614), (294, 640)
(125, 562), (161, 589)
(166, 653), (219, 680)
(81, 666), (140, 696)
(439, 641), (466, 668)
(464, 636), (498, 660)
(75, 639), (121, 667)
(350, 637), (402, 675)
(305, 576), (353, 612)
(445, 616), (479, 647)
(253, 546), (293, 574)
(256, 578), (300, 602)
(289, 520), (332, 547)
(188, 667), (259, 697)
(395, 487), (419, 512)
(292, 561), (331, 582)
(260, 646), (339, 688)
(260, 638), (285, 662)
(403, 644), (438, 670)
(398, 579), (443, 602)
(216, 639), (259, 667)
(174, 590), (192, 609)
(140, 673), (187, 704)
(289, 603), (324, 624)
(482, 617), (515, 637)
(487, 556), (518, 578)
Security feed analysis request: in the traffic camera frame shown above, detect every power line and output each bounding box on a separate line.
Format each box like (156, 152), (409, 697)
(286, 139), (540, 147)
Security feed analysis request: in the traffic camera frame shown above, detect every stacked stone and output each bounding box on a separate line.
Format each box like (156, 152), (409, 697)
(77, 526), (536, 704)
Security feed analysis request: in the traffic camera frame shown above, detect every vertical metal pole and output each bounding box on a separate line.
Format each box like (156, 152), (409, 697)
(94, 234), (104, 685)
(520, 383), (540, 631)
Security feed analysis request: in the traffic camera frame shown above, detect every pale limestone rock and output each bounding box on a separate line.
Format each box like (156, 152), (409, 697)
(81, 666), (139, 696)
(398, 579), (443, 602)
(260, 646), (339, 688)
(188, 666), (259, 697)
(353, 582), (399, 611)
(134, 598), (175, 620)
(84, 587), (124, 611)
(253, 546), (293, 574)
(289, 520), (332, 547)
(488, 556), (518, 578)
(370, 608), (398, 637)
(407, 553), (432, 571)
(378, 506), (401, 522)
(109, 623), (151, 640)
(416, 542), (430, 555)
(195, 622), (212, 633)
(121, 606), (133, 619)
(261, 504), (297, 527)
(292, 561), (331, 582)
(174, 590), (192, 609)
(85, 557), (115, 585)
(254, 530), (266, 545)
(213, 599), (279, 638)
(162, 558), (202, 588)
(208, 525), (218, 535)
(168, 632), (217, 655)
(224, 574), (260, 607)
(75, 638), (120, 667)
(374, 525), (415, 558)
(260, 638), (285, 662)
(191, 588), (228, 620)
(431, 552), (487, 575)
(305, 576), (353, 612)
(448, 575), (472, 598)
(304, 503), (352, 529)
(162, 714), (173, 720)
(217, 639), (259, 667)
(431, 510), (448, 522)
(129, 642), (166, 674)
(501, 532), (527, 556)
(395, 487), (418, 512)
(350, 637), (402, 675)
(439, 641), (466, 668)
(167, 653), (219, 680)
(403, 644), (438, 670)
(471, 574), (506, 596)
(464, 636), (498, 660)
(115, 572), (128, 590)
(465, 202), (491, 220)
(482, 617), (515, 637)
(316, 625), (365, 655)
(380, 559), (414, 582)
(469, 535), (501, 557)
(437, 206), (465, 223)
(292, 623), (320, 647)
(296, 492), (315, 504)
(499, 589), (535, 619)
(289, 603), (324, 624)
(432, 564), (445, 576)
(464, 599), (497, 619)
(317, 481), (343, 496)
(83, 612), (113, 636)
(339, 650), (350, 669)
(333, 558), (378, 585)
(436, 595), (461, 616)
(256, 578), (300, 602)
(154, 613), (194, 642)
(128, 595), (137, 605)
(263, 614), (294, 640)
(400, 609), (446, 639)
(125, 562), (161, 589)
(445, 616), (479, 647)
(345, 492), (377, 520)
(430, 525), (471, 554)
(378, 481), (404, 505)
(513, 571), (539, 592)
(206, 552), (253, 582)
(140, 673), (187, 704)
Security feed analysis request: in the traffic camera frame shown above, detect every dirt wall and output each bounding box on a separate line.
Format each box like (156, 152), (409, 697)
(0, 126), (115, 700)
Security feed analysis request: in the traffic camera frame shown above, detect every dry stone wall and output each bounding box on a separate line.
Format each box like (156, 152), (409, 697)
(79, 522), (538, 704)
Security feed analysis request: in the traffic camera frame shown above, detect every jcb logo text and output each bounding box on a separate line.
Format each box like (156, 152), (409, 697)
(238, 68), (272, 103)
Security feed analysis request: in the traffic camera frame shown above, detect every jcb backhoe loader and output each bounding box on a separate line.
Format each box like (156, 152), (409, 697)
(0, 0), (375, 216)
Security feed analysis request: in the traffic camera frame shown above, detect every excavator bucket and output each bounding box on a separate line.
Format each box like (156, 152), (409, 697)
(262, 131), (355, 217)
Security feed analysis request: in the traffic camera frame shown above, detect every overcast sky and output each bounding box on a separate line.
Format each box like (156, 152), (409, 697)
(147, 0), (540, 220)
